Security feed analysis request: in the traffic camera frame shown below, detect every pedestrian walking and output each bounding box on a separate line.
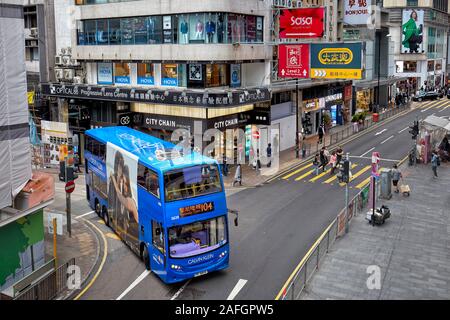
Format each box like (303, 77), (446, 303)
(391, 164), (402, 193)
(336, 145), (343, 167)
(329, 151), (337, 175)
(222, 153), (228, 176)
(319, 147), (328, 172)
(266, 143), (272, 167)
(232, 164), (242, 186)
(312, 153), (320, 176)
(317, 124), (325, 144)
(431, 151), (440, 178)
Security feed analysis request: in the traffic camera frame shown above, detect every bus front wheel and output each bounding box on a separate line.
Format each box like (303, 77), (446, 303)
(142, 245), (151, 271)
(102, 207), (109, 227)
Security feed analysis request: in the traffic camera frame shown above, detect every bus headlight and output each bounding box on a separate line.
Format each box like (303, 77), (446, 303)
(219, 251), (227, 258)
(171, 264), (181, 270)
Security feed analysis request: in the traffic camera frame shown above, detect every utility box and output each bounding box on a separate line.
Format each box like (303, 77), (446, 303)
(380, 168), (392, 199)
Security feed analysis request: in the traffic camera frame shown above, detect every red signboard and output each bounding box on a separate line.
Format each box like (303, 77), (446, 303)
(65, 180), (75, 194)
(278, 44), (310, 78)
(279, 8), (325, 39)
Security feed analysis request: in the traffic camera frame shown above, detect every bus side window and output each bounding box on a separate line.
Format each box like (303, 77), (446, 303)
(152, 220), (165, 255)
(138, 164), (160, 199)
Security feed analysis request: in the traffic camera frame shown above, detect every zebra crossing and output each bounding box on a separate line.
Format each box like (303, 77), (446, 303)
(281, 161), (379, 190)
(417, 99), (450, 113)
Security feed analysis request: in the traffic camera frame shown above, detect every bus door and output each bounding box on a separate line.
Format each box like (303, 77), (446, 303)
(150, 220), (166, 275)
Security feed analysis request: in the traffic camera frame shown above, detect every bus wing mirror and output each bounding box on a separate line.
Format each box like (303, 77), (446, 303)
(229, 209), (239, 227)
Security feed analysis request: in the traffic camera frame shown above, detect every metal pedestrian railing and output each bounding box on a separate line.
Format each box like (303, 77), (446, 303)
(13, 258), (76, 300)
(277, 182), (373, 300)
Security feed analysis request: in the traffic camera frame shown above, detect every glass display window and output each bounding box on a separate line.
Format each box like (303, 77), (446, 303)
(108, 19), (121, 45)
(84, 20), (97, 45)
(246, 16), (256, 43)
(217, 13), (226, 44)
(205, 13), (218, 44)
(206, 64), (228, 88)
(189, 13), (206, 43)
(178, 14), (190, 44)
(178, 64), (187, 87)
(96, 19), (109, 44)
(149, 16), (163, 44)
(114, 62), (131, 84)
(228, 14), (246, 43)
(77, 21), (86, 45)
(163, 15), (174, 44)
(134, 17), (148, 44)
(256, 17), (263, 42)
(137, 63), (154, 85)
(162, 64), (179, 86)
(121, 18), (134, 45)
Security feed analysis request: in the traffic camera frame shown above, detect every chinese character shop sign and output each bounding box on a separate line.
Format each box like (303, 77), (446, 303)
(278, 44), (310, 78)
(279, 8), (325, 38)
(310, 43), (362, 79)
(344, 0), (372, 25)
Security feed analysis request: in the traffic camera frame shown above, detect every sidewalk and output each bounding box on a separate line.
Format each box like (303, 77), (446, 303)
(300, 162), (450, 300)
(223, 103), (412, 188)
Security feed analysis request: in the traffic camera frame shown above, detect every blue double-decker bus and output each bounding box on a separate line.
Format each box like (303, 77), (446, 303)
(84, 126), (229, 283)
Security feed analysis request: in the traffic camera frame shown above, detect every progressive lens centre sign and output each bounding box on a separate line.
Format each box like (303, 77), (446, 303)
(279, 8), (325, 39)
(310, 43), (362, 79)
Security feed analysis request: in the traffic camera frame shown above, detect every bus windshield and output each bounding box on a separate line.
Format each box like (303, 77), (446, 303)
(168, 216), (227, 258)
(164, 164), (222, 202)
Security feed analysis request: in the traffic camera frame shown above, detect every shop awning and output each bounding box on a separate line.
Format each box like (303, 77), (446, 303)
(354, 76), (410, 89)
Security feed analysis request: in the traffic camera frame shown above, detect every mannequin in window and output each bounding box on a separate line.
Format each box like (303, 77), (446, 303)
(206, 16), (216, 43)
(195, 20), (204, 40)
(180, 19), (189, 44)
(217, 16), (224, 43)
(147, 18), (155, 43)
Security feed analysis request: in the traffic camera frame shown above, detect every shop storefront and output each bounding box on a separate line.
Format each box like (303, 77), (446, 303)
(356, 88), (374, 111)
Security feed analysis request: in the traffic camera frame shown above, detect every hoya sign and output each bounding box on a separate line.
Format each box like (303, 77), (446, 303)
(279, 8), (325, 39)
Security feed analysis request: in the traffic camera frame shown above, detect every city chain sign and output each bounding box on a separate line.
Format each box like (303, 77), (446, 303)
(41, 83), (270, 107)
(279, 8), (325, 39)
(278, 44), (310, 78)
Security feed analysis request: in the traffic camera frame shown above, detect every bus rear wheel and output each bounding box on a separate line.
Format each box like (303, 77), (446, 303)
(142, 245), (151, 271)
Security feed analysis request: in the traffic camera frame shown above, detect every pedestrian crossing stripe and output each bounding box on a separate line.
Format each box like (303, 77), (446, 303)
(439, 105), (450, 112)
(419, 100), (434, 108)
(421, 100), (441, 109)
(339, 165), (371, 186)
(322, 164), (358, 184)
(435, 102), (450, 108)
(355, 176), (371, 189)
(309, 167), (333, 182)
(294, 169), (315, 181)
(282, 163), (313, 180)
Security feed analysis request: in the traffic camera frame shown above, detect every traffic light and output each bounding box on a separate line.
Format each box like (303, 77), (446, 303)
(409, 120), (419, 139)
(342, 159), (350, 183)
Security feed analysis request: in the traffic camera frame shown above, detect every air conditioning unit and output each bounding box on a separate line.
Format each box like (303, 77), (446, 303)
(55, 68), (64, 80)
(55, 55), (62, 65)
(62, 55), (71, 66)
(64, 69), (74, 80)
(69, 58), (78, 66)
(73, 76), (83, 84)
(61, 47), (68, 55)
(66, 47), (72, 55)
(30, 28), (38, 38)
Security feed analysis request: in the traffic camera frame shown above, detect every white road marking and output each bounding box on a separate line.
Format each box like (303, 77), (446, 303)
(398, 126), (409, 134)
(226, 279), (248, 300)
(360, 147), (375, 157)
(75, 210), (95, 219)
(116, 270), (151, 300)
(439, 105), (450, 112)
(421, 106), (434, 112)
(170, 279), (191, 300)
(380, 135), (394, 144)
(374, 129), (387, 136)
(349, 156), (400, 162)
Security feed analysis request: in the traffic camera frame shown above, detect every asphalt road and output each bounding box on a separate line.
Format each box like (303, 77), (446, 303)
(70, 99), (450, 300)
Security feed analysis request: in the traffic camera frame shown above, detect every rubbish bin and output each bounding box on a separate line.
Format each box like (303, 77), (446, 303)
(380, 168), (392, 199)
(372, 113), (379, 122)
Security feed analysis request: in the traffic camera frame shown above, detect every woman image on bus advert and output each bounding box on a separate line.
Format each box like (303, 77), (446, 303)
(109, 151), (124, 227)
(112, 164), (139, 238)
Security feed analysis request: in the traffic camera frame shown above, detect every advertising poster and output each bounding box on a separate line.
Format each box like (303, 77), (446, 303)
(106, 143), (139, 251)
(230, 64), (241, 87)
(344, 0), (372, 25)
(41, 120), (69, 166)
(279, 8), (325, 38)
(310, 43), (362, 79)
(97, 62), (113, 85)
(401, 9), (424, 54)
(278, 44), (310, 78)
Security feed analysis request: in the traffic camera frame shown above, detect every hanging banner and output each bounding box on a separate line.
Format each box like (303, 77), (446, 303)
(344, 0), (372, 26)
(310, 43), (362, 79)
(278, 44), (310, 78)
(230, 64), (241, 87)
(401, 9), (424, 54)
(97, 62), (113, 85)
(279, 8), (325, 39)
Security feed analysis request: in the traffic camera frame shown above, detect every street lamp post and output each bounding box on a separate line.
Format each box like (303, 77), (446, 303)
(296, 78), (300, 158)
(377, 30), (381, 113)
